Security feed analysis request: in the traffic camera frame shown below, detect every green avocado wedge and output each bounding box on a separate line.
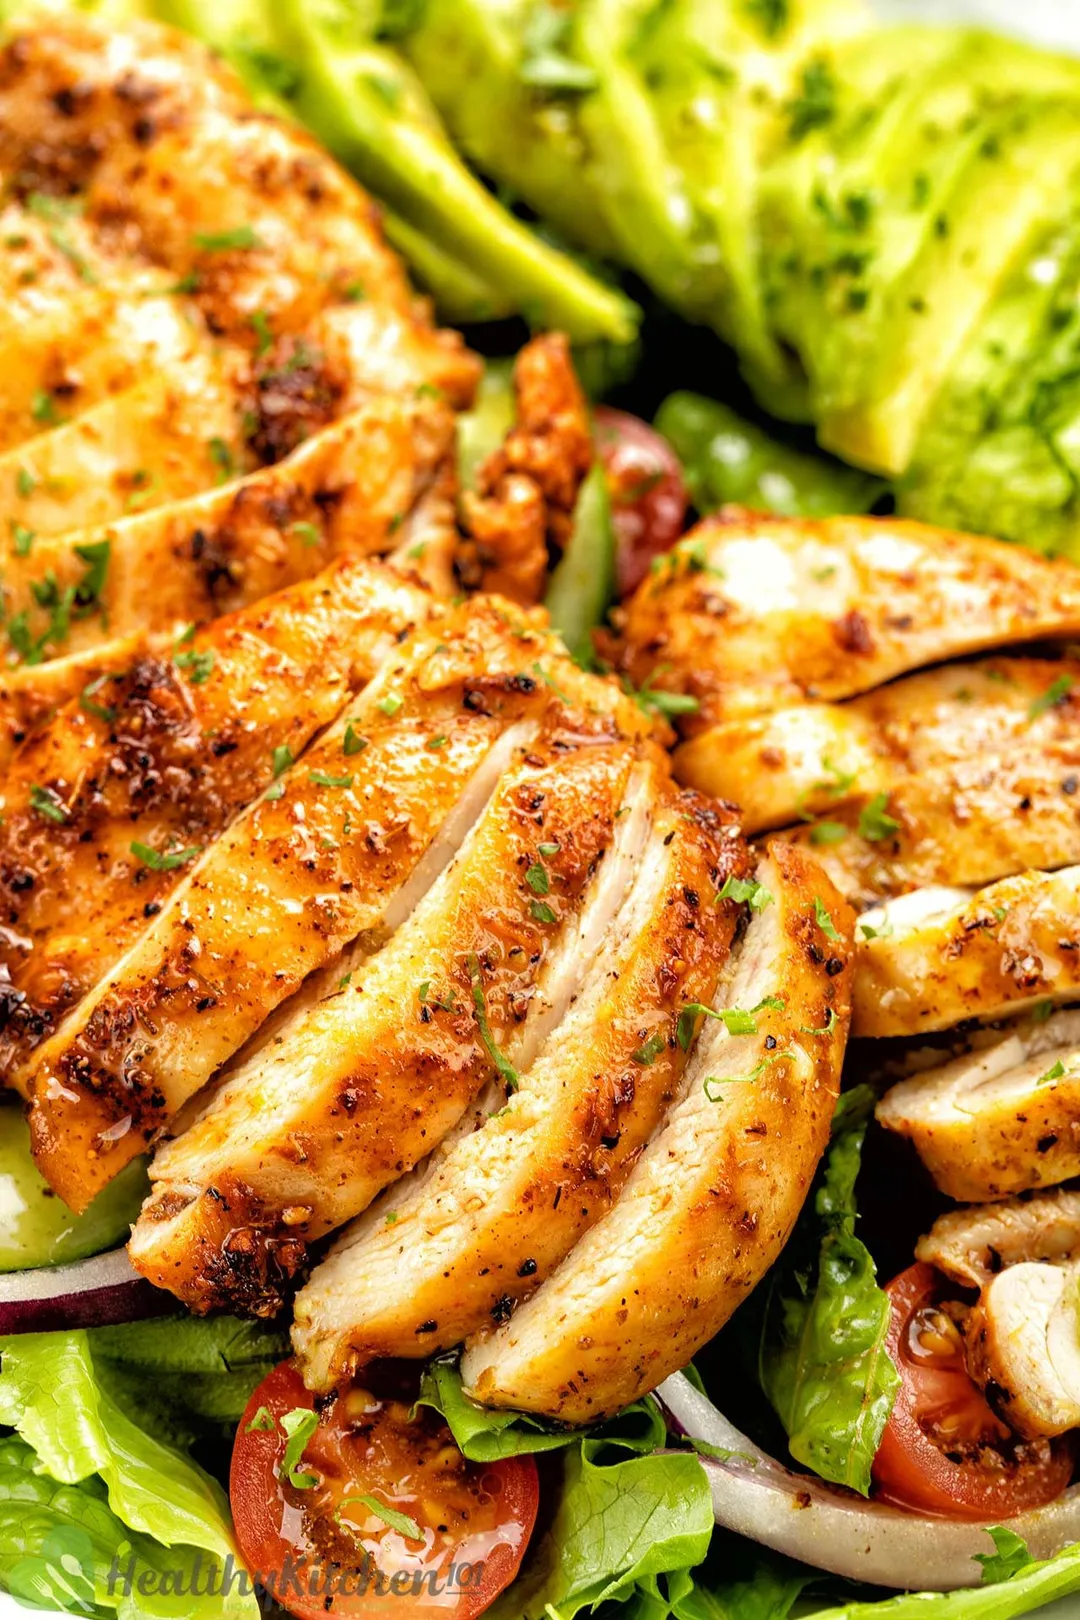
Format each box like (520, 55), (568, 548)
(0, 1101), (147, 1273)
(270, 0), (639, 344)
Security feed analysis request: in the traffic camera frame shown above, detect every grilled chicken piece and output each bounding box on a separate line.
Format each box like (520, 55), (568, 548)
(600, 514), (1080, 729)
(26, 601), (575, 1209)
(917, 1189), (1080, 1288)
(0, 558), (430, 1091)
(963, 1261), (1080, 1440)
(462, 846), (853, 1423)
(292, 784), (750, 1388)
(877, 1008), (1080, 1201)
(0, 394), (452, 671)
(773, 750), (1080, 909)
(0, 637), (150, 772)
(457, 334), (593, 605)
(676, 658), (1080, 834)
(0, 18), (475, 406)
(130, 709), (652, 1314)
(853, 869), (1080, 1038)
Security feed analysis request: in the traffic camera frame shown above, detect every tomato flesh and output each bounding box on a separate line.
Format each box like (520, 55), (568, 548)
(230, 1360), (538, 1619)
(872, 1263), (1076, 1520)
(594, 406), (688, 597)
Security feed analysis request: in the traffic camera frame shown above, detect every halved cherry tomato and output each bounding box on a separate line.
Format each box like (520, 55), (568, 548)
(872, 1263), (1076, 1520)
(231, 1360), (539, 1618)
(594, 406), (689, 597)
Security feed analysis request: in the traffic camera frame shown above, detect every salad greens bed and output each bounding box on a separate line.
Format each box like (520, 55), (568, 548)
(5, 1102), (1080, 1619)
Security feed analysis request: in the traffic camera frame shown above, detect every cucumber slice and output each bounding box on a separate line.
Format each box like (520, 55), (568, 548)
(544, 459), (615, 668)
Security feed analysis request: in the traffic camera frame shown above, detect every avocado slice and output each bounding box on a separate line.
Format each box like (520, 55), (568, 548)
(824, 97), (1080, 474)
(901, 210), (1080, 555)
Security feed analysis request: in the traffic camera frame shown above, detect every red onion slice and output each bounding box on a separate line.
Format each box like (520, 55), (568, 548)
(0, 1246), (173, 1335)
(659, 1372), (1080, 1591)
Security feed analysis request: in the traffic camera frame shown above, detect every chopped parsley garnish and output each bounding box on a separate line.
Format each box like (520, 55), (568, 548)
(337, 1495), (422, 1542)
(80, 675), (117, 723)
(272, 745), (294, 778)
(857, 793), (900, 842)
(30, 389), (58, 425)
(1040, 1059), (1066, 1086)
(813, 897), (840, 940)
(538, 841), (561, 858)
(15, 466), (35, 498)
(809, 821), (846, 846)
(130, 841), (201, 871)
(717, 873), (773, 910)
(343, 724), (368, 756)
(309, 769), (353, 789)
(250, 308), (273, 356)
(343, 281), (366, 302)
(677, 995), (785, 1051)
(467, 952), (519, 1093)
(279, 1408), (319, 1490)
(208, 437), (235, 484)
(800, 1008), (838, 1036)
(1028, 675), (1073, 720)
(378, 694), (403, 717)
(525, 862), (550, 895)
(703, 1049), (790, 1103)
(175, 646), (215, 685)
(244, 1406), (275, 1434)
(427, 735), (448, 750)
(631, 1032), (666, 1066)
(858, 915), (893, 942)
(11, 522), (34, 557)
(291, 521), (321, 547)
(530, 899), (557, 925)
(29, 784), (67, 823)
(193, 225), (264, 252)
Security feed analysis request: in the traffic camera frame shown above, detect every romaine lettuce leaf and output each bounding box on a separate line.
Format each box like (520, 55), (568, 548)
(802, 1538), (1080, 1619)
(759, 1086), (899, 1495)
(0, 1330), (258, 1618)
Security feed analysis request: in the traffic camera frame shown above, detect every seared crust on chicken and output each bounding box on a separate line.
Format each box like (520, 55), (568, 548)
(852, 869), (1080, 1037)
(291, 784), (750, 1387)
(1, 558), (430, 1091)
(877, 1008), (1080, 1201)
(458, 334), (593, 605)
(677, 658), (1080, 835)
(129, 706), (652, 1314)
(918, 1190), (1080, 1289)
(462, 845), (853, 1423)
(25, 601), (578, 1209)
(601, 514), (1080, 729)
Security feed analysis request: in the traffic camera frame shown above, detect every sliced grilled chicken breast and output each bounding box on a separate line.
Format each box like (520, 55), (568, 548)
(129, 719), (652, 1314)
(676, 658), (1080, 834)
(462, 845), (854, 1423)
(291, 783), (749, 1388)
(774, 749), (1080, 908)
(26, 601), (573, 1209)
(877, 1008), (1080, 1200)
(853, 869), (1080, 1038)
(0, 558), (430, 1087)
(0, 636), (151, 772)
(0, 18), (475, 408)
(601, 514), (1080, 728)
(0, 394), (451, 669)
(917, 1189), (1080, 1288)
(964, 1261), (1080, 1440)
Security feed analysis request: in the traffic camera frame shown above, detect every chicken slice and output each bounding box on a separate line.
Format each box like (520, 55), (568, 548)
(0, 393), (452, 667)
(25, 601), (573, 1210)
(129, 722), (652, 1315)
(600, 513), (1080, 728)
(0, 557), (430, 1086)
(917, 1189), (1080, 1288)
(675, 658), (1080, 834)
(963, 1261), (1080, 1440)
(291, 782), (750, 1388)
(853, 868), (1080, 1038)
(0, 636), (151, 772)
(462, 845), (854, 1423)
(876, 1007), (1080, 1200)
(773, 749), (1080, 908)
(0, 18), (477, 402)
(457, 334), (593, 605)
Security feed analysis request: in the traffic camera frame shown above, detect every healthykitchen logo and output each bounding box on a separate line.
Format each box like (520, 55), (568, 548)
(5, 1538), (485, 1611)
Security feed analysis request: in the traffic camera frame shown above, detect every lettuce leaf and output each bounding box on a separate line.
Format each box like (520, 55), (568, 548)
(759, 1086), (900, 1494)
(0, 1330), (258, 1619)
(802, 1538), (1080, 1619)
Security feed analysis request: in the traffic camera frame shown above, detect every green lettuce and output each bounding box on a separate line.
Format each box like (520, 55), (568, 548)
(759, 1087), (900, 1494)
(0, 1330), (259, 1619)
(805, 1540), (1080, 1620)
